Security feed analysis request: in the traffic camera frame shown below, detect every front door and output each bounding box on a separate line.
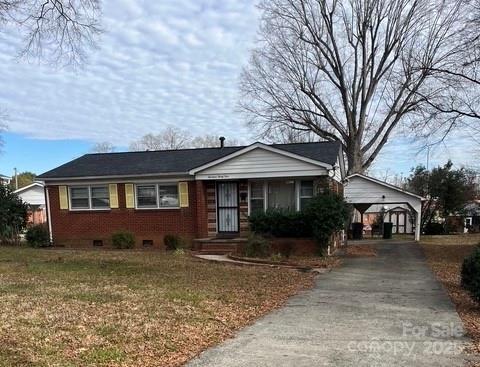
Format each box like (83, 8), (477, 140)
(217, 182), (239, 233)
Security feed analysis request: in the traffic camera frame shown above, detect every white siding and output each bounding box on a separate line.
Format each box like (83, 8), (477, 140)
(345, 176), (419, 206)
(333, 157), (342, 182)
(196, 148), (327, 180)
(17, 185), (46, 206)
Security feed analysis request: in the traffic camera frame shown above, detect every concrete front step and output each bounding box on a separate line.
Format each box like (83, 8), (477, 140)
(193, 237), (247, 255)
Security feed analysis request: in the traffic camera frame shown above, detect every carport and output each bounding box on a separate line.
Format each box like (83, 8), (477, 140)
(344, 174), (423, 241)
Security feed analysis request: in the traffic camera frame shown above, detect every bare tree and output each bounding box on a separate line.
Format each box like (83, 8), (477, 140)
(240, 0), (480, 174)
(264, 127), (319, 144)
(130, 129), (243, 151)
(91, 141), (115, 153)
(0, 1), (101, 153)
(1, 0), (101, 67)
(129, 127), (191, 151)
(416, 1), (480, 141)
(190, 135), (240, 148)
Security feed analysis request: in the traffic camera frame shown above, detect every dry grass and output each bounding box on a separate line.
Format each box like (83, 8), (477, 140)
(421, 234), (480, 358)
(0, 247), (314, 367)
(345, 244), (378, 257)
(421, 233), (480, 246)
(288, 255), (342, 268)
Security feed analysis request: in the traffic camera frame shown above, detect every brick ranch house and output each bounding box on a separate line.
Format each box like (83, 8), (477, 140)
(37, 141), (345, 251)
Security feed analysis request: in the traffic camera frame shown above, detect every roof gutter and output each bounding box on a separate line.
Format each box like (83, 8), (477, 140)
(38, 172), (192, 182)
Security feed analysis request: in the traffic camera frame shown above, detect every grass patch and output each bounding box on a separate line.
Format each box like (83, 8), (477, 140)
(81, 346), (126, 365)
(63, 291), (123, 304)
(421, 234), (480, 357)
(0, 247), (313, 366)
(421, 233), (480, 246)
(345, 244), (377, 257)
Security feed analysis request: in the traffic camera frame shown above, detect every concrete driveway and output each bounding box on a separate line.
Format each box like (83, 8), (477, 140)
(187, 241), (472, 367)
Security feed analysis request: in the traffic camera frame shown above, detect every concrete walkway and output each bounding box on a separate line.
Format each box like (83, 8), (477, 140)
(187, 241), (472, 367)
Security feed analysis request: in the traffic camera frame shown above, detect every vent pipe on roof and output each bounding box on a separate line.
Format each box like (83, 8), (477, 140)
(219, 136), (225, 148)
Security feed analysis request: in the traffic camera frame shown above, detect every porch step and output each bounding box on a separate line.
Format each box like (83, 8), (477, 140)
(193, 238), (247, 255)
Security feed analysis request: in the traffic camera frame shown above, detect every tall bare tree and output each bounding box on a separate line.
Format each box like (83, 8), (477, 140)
(240, 0), (480, 174)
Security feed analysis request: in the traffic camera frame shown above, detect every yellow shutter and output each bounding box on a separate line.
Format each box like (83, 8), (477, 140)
(178, 182), (189, 208)
(109, 184), (119, 208)
(59, 186), (69, 210)
(125, 184), (135, 208)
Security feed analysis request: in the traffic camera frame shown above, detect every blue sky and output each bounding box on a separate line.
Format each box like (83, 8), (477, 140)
(0, 0), (476, 179)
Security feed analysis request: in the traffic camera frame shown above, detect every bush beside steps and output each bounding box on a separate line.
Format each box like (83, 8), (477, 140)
(461, 245), (480, 302)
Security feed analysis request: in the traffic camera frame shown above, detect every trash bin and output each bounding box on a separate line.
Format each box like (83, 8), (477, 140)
(383, 222), (393, 239)
(352, 222), (364, 240)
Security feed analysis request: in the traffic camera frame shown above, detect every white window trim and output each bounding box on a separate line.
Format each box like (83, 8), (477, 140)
(247, 181), (267, 215)
(69, 185), (110, 211)
(299, 180), (314, 210)
(248, 179), (314, 215)
(135, 183), (180, 210)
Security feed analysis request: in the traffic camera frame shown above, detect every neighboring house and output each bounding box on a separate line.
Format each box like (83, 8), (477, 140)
(353, 204), (416, 235)
(0, 174), (11, 185)
(14, 182), (47, 225)
(37, 141), (345, 248)
(446, 200), (480, 233)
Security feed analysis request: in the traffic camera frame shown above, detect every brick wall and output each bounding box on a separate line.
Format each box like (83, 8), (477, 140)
(206, 182), (217, 237)
(314, 177), (343, 195)
(47, 182), (199, 248)
(47, 177), (344, 248)
(239, 180), (249, 236)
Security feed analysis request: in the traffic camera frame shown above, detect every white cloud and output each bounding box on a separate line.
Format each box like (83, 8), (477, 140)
(0, 0), (260, 145)
(0, 0), (474, 175)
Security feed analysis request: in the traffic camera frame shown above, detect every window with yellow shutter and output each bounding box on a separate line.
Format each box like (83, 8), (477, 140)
(178, 182), (189, 208)
(125, 184), (135, 209)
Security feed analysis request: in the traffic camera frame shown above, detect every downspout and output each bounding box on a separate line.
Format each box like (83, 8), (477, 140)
(45, 186), (53, 244)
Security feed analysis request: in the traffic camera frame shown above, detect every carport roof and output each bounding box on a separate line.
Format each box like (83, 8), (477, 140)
(347, 174), (425, 200)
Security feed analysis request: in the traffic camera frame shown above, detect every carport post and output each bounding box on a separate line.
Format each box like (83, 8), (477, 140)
(414, 206), (421, 241)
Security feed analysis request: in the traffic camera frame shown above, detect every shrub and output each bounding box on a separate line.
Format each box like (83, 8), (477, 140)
(248, 192), (348, 255)
(111, 231), (135, 249)
(173, 248), (186, 256)
(303, 191), (349, 254)
(249, 210), (311, 237)
(270, 253), (284, 262)
(0, 185), (28, 244)
(461, 246), (480, 302)
(244, 234), (271, 258)
(164, 234), (186, 251)
(424, 222), (445, 235)
(26, 224), (50, 247)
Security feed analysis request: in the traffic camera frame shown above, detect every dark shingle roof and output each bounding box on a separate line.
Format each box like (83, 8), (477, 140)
(38, 141), (342, 179)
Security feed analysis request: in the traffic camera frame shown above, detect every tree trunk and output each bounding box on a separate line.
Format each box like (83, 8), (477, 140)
(346, 142), (365, 175)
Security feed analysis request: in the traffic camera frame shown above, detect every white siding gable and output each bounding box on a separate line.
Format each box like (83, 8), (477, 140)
(195, 147), (328, 180)
(17, 185), (46, 206)
(344, 175), (421, 208)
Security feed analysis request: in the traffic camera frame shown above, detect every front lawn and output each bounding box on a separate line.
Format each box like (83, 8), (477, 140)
(421, 234), (480, 355)
(0, 247), (313, 367)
